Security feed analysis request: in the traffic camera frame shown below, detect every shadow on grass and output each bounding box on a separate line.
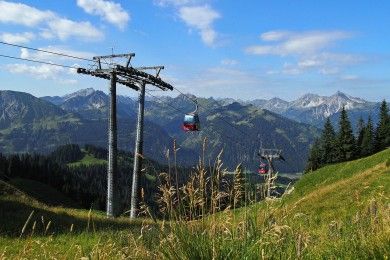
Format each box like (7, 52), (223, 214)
(0, 198), (146, 238)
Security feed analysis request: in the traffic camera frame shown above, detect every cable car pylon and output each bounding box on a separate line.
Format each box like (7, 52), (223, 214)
(77, 54), (173, 219)
(258, 148), (285, 198)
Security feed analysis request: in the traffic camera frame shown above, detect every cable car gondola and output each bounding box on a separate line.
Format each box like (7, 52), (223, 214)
(183, 100), (200, 132)
(258, 163), (269, 175)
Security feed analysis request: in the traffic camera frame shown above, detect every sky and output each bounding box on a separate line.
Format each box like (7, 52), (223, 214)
(0, 0), (389, 101)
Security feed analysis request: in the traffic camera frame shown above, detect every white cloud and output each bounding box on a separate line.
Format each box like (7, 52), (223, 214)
(6, 63), (64, 80)
(0, 32), (35, 44)
(178, 5), (220, 46)
(282, 63), (303, 75)
(76, 0), (130, 30)
(260, 31), (292, 42)
(221, 59), (238, 66)
(0, 1), (103, 41)
(154, 0), (201, 7)
(5, 62), (79, 83)
(341, 75), (359, 81)
(246, 30), (352, 56)
(246, 30), (363, 77)
(297, 59), (323, 68)
(45, 18), (103, 41)
(155, 0), (220, 46)
(0, 1), (54, 26)
(319, 67), (340, 75)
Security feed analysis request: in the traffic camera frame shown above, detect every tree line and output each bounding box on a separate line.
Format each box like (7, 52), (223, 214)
(306, 100), (390, 172)
(0, 144), (165, 213)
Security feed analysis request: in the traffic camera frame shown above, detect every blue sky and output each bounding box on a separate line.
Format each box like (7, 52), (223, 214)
(0, 0), (389, 101)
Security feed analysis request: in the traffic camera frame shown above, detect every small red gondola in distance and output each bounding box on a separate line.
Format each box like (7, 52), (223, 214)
(183, 100), (200, 132)
(258, 163), (268, 174)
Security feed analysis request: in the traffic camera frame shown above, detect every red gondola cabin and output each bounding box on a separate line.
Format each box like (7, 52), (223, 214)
(258, 163), (268, 175)
(183, 113), (200, 131)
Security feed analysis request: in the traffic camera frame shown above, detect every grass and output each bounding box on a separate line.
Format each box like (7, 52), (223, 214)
(67, 153), (107, 167)
(161, 149), (390, 259)
(0, 148), (389, 259)
(0, 179), (157, 258)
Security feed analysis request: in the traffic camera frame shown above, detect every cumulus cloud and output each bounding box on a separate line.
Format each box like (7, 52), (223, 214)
(178, 5), (220, 46)
(44, 18), (103, 41)
(246, 30), (362, 76)
(0, 1), (103, 41)
(6, 63), (64, 80)
(76, 0), (130, 30)
(5, 61), (79, 83)
(0, 1), (54, 26)
(246, 30), (352, 56)
(155, 0), (220, 46)
(0, 32), (35, 44)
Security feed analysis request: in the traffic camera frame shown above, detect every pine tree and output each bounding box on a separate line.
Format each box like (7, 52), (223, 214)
(319, 117), (337, 164)
(361, 116), (375, 157)
(305, 139), (322, 172)
(374, 100), (390, 151)
(356, 116), (365, 155)
(336, 107), (356, 162)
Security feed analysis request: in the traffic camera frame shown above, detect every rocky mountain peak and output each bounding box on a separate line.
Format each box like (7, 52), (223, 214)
(63, 88), (96, 101)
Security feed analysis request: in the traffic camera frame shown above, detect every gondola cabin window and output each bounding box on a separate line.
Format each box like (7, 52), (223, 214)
(183, 113), (200, 131)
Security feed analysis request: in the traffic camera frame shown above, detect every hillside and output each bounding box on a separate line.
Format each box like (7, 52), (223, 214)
(0, 149), (388, 258)
(164, 149), (390, 259)
(230, 148), (389, 258)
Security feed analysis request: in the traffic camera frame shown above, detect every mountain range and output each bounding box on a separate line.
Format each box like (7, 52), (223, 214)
(242, 91), (380, 128)
(0, 89), (326, 172)
(0, 88), (381, 172)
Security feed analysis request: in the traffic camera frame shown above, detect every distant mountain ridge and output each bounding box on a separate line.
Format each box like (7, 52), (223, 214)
(38, 88), (383, 170)
(42, 88), (137, 120)
(247, 91), (380, 128)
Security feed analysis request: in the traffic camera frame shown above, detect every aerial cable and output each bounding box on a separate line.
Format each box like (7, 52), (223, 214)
(0, 54), (78, 69)
(0, 41), (94, 62)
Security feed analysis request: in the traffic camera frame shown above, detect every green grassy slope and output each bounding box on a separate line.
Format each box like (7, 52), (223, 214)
(176, 149), (390, 259)
(0, 180), (148, 236)
(0, 180), (156, 258)
(281, 148), (390, 221)
(0, 149), (389, 259)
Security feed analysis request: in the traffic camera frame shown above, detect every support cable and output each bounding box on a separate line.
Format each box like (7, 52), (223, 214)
(0, 54), (78, 69)
(0, 41), (94, 62)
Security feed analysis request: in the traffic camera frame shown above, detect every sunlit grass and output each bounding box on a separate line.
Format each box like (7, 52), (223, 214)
(1, 148), (389, 259)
